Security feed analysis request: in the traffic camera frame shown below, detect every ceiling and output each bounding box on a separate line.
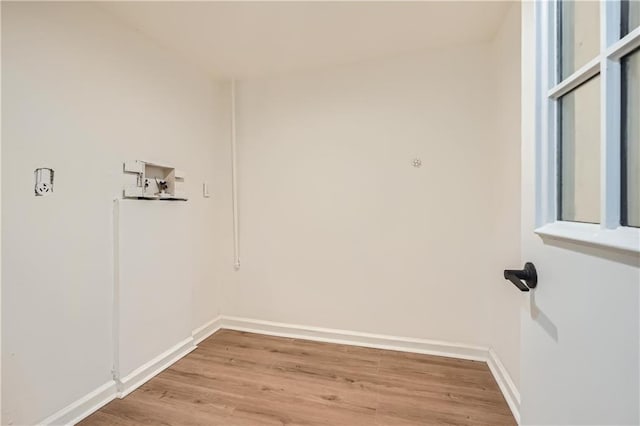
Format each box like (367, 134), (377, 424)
(101, 1), (512, 79)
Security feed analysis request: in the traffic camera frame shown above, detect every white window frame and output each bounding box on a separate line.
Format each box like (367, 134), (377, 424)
(534, 0), (640, 253)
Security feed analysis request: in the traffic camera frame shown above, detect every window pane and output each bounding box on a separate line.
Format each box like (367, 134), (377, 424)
(622, 50), (640, 227)
(622, 0), (640, 36)
(560, 0), (600, 80)
(559, 76), (601, 223)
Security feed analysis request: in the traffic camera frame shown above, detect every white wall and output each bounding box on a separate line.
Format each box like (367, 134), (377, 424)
(116, 200), (193, 380)
(1, 3), (524, 424)
(520, 3), (640, 424)
(487, 3), (523, 389)
(1, 3), (227, 425)
(222, 13), (522, 367)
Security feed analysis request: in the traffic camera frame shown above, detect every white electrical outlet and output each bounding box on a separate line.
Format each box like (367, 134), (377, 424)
(34, 168), (54, 196)
(203, 182), (210, 198)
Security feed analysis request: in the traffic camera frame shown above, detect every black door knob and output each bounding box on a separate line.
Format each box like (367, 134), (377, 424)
(503, 262), (537, 292)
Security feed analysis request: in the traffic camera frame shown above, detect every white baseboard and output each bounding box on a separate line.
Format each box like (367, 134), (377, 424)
(192, 315), (224, 345)
(38, 380), (117, 426)
(116, 336), (196, 398)
(114, 315), (224, 401)
(487, 348), (521, 424)
(221, 316), (488, 361)
(37, 316), (520, 425)
(115, 316), (225, 400)
(220, 316), (520, 423)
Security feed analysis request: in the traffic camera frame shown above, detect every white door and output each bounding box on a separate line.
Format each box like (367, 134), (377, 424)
(520, 1), (640, 425)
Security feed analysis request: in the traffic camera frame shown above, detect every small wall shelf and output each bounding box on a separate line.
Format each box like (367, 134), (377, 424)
(123, 160), (187, 201)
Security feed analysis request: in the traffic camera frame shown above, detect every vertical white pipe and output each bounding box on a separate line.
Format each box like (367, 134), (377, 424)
(112, 199), (121, 384)
(231, 80), (240, 270)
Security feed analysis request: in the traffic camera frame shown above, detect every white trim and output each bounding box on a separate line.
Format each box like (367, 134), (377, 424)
(221, 315), (487, 361)
(38, 381), (117, 426)
(536, 0), (557, 228)
(221, 316), (520, 422)
(535, 221), (640, 253)
(115, 337), (196, 398)
(35, 317), (521, 425)
(36, 317), (224, 425)
(547, 56), (600, 99)
(606, 26), (640, 61)
(487, 348), (521, 425)
(601, 0), (625, 231)
(536, 0), (640, 251)
(192, 315), (224, 345)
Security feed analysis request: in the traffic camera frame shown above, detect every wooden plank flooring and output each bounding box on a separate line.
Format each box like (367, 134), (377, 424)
(79, 330), (515, 425)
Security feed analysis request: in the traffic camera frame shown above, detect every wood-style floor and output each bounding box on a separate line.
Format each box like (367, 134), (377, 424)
(80, 330), (516, 425)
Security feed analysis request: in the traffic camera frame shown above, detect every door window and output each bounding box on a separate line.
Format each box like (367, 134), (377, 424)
(535, 0), (640, 252)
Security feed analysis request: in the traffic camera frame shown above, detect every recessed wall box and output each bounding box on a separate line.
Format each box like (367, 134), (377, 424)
(123, 160), (187, 201)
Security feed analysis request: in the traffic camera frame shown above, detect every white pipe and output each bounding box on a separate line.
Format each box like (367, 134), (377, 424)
(231, 80), (240, 270)
(112, 199), (121, 381)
